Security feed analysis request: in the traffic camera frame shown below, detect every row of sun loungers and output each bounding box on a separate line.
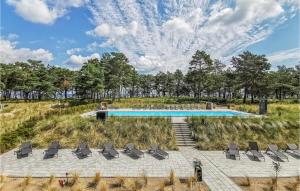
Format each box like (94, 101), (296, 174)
(15, 141), (299, 162)
(15, 142), (169, 160)
(225, 142), (299, 161)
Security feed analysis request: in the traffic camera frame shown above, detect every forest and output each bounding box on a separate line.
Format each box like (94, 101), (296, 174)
(1, 50), (299, 103)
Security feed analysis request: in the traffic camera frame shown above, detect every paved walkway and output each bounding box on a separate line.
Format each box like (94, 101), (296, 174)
(1, 148), (299, 191)
(180, 147), (242, 191)
(198, 150), (300, 177)
(0, 149), (193, 178)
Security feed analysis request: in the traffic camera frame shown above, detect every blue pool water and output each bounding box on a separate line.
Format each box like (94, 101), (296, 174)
(108, 110), (249, 117)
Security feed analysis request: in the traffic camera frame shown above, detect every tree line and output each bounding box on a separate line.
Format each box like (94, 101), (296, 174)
(0, 51), (299, 103)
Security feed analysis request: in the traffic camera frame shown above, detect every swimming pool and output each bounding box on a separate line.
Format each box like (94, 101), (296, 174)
(107, 110), (250, 117)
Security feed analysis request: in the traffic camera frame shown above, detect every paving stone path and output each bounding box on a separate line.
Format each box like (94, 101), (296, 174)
(180, 147), (242, 191)
(197, 150), (300, 177)
(0, 149), (193, 178)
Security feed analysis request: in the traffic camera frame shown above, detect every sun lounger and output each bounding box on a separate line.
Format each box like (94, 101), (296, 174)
(14, 142), (32, 158)
(124, 143), (144, 158)
(44, 141), (61, 158)
(246, 141), (265, 161)
(285, 144), (300, 156)
(266, 144), (289, 161)
(74, 142), (92, 157)
(102, 143), (119, 158)
(225, 143), (240, 160)
(148, 144), (169, 158)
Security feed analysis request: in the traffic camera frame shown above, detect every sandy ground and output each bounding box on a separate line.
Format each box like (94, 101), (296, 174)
(0, 176), (209, 191)
(232, 176), (300, 191)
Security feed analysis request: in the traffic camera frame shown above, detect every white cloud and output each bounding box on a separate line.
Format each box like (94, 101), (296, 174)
(86, 21), (138, 45)
(0, 39), (53, 64)
(85, 0), (297, 73)
(268, 48), (300, 67)
(66, 48), (82, 55)
(163, 17), (193, 33)
(64, 53), (100, 66)
(6, 0), (86, 24)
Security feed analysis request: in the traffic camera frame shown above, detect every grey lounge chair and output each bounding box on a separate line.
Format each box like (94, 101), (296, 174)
(124, 143), (144, 158)
(148, 144), (169, 159)
(225, 143), (240, 160)
(14, 142), (32, 158)
(102, 143), (119, 158)
(285, 144), (300, 156)
(266, 144), (289, 161)
(74, 142), (92, 157)
(44, 141), (61, 158)
(246, 142), (265, 161)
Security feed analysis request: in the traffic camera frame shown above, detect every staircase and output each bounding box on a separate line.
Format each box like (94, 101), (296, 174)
(172, 122), (196, 147)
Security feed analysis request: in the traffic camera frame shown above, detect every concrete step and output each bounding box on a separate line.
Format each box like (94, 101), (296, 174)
(177, 143), (196, 146)
(176, 138), (194, 141)
(176, 141), (195, 143)
(172, 121), (196, 147)
(175, 132), (191, 134)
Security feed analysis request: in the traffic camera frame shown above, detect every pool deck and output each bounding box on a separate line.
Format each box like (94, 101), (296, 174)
(1, 148), (299, 191)
(3, 148), (298, 178)
(0, 149), (194, 178)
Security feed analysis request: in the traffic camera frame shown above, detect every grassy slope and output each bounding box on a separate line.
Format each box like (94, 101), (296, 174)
(0, 100), (176, 152)
(1, 98), (298, 152)
(190, 103), (299, 150)
(33, 116), (176, 150)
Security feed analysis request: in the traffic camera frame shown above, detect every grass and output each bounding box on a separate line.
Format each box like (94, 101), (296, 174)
(233, 176), (300, 191)
(1, 98), (298, 152)
(0, 175), (207, 191)
(189, 103), (299, 150)
(168, 170), (176, 185)
(231, 103), (299, 121)
(0, 100), (176, 152)
(32, 116), (176, 150)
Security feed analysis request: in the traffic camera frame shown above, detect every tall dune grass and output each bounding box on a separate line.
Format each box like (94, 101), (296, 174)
(189, 116), (299, 150)
(33, 115), (176, 150)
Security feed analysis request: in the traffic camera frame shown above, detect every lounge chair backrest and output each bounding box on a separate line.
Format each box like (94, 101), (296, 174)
(150, 144), (158, 150)
(20, 142), (32, 150)
(269, 144), (278, 151)
(49, 141), (60, 149)
(288, 144), (297, 150)
(228, 143), (238, 150)
(249, 142), (259, 151)
(79, 142), (88, 150)
(104, 143), (113, 150)
(126, 143), (134, 150)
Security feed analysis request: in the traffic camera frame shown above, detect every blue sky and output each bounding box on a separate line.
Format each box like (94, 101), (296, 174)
(1, 0), (299, 73)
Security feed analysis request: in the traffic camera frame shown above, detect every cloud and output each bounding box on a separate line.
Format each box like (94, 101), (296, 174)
(64, 53), (100, 66)
(84, 0), (297, 73)
(66, 48), (82, 55)
(0, 39), (53, 64)
(268, 48), (300, 67)
(162, 17), (193, 33)
(86, 21), (138, 45)
(6, 0), (86, 24)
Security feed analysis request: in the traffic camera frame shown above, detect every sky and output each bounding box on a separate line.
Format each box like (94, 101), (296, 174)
(1, 0), (299, 73)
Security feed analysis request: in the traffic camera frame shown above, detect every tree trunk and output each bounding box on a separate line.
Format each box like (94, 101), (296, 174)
(243, 87), (247, 103)
(64, 89), (68, 99)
